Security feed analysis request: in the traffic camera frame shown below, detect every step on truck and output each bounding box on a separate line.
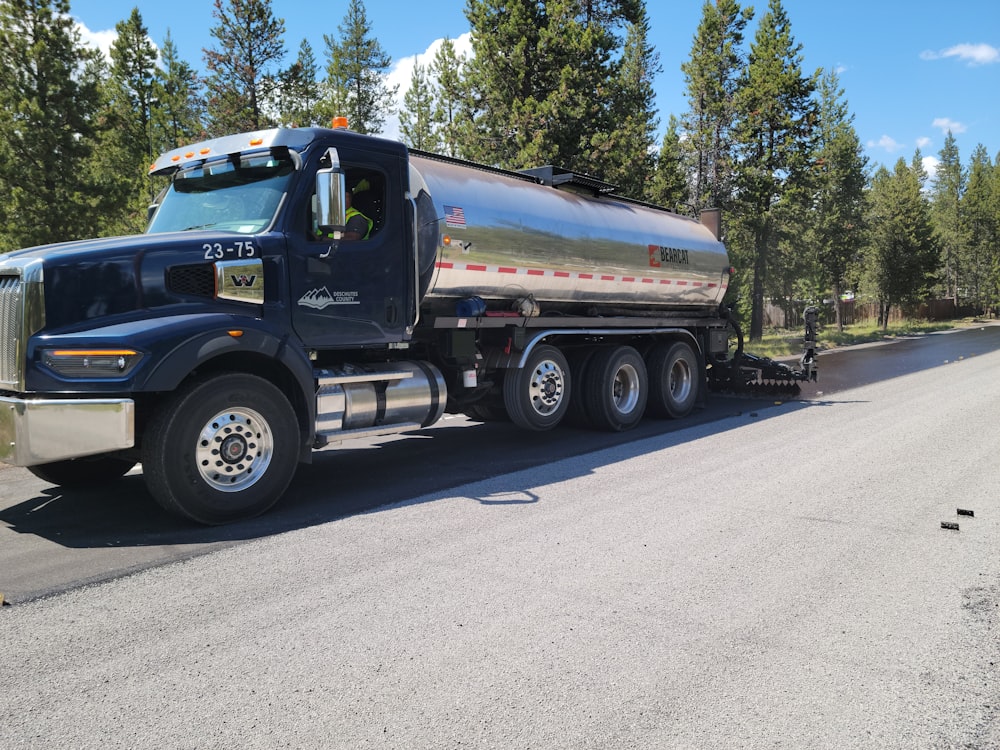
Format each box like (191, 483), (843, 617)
(0, 123), (816, 524)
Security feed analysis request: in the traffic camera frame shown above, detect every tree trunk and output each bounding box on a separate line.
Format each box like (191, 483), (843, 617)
(832, 281), (844, 332)
(749, 222), (767, 341)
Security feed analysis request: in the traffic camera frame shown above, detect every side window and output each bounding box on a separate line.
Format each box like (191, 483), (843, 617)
(309, 166), (386, 242)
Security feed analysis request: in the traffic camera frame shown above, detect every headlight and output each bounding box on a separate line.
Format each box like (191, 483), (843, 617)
(42, 349), (144, 378)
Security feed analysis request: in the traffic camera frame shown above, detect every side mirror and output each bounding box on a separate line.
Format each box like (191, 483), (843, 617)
(315, 147), (346, 235)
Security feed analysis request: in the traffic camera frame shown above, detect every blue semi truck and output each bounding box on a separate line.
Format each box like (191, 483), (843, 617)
(0, 124), (814, 524)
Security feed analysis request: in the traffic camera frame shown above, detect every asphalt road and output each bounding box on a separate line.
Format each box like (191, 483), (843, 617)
(2, 324), (999, 748)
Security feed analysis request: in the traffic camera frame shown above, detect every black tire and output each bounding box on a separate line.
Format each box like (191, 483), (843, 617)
(462, 400), (509, 422)
(27, 455), (136, 488)
(502, 344), (570, 431)
(563, 347), (596, 428)
(581, 345), (648, 432)
(646, 341), (700, 419)
(141, 373), (300, 525)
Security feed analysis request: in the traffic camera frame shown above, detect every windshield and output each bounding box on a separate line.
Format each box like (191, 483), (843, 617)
(146, 153), (295, 235)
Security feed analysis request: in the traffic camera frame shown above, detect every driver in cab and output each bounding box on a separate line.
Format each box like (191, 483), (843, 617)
(343, 188), (373, 241)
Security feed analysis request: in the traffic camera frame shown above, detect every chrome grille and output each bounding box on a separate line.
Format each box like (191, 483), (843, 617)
(0, 274), (23, 388)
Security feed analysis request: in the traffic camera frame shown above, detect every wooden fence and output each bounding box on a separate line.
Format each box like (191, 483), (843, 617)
(763, 298), (973, 329)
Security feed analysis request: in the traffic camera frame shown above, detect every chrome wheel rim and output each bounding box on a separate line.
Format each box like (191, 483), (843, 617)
(669, 357), (692, 403)
(613, 363), (642, 414)
(528, 358), (566, 416)
(195, 407), (274, 492)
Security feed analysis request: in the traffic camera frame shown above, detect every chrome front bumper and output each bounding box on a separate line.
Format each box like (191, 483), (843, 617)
(0, 396), (135, 466)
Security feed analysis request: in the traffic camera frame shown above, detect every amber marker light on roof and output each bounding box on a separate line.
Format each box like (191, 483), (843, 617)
(249, 137), (264, 146)
(332, 116), (349, 129)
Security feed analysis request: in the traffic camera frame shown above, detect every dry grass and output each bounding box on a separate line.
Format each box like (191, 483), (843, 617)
(745, 318), (985, 359)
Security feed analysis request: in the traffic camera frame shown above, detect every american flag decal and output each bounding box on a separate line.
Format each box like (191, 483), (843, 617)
(444, 205), (466, 228)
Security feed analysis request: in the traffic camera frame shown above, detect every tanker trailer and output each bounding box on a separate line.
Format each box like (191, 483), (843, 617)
(402, 149), (812, 433)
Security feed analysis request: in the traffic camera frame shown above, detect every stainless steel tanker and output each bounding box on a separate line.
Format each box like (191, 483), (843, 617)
(0, 124), (813, 525)
(407, 152), (731, 313)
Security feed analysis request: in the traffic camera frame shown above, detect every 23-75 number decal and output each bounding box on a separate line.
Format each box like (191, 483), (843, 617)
(203, 240), (255, 260)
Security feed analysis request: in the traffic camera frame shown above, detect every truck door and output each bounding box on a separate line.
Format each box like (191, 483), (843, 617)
(288, 153), (410, 349)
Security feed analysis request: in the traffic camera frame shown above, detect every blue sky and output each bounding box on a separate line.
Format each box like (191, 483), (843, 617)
(69, 0), (999, 178)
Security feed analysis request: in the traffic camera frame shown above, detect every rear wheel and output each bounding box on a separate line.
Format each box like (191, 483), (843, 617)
(563, 347), (596, 428)
(28, 455), (136, 488)
(582, 345), (648, 432)
(141, 373), (300, 525)
(646, 341), (700, 419)
(503, 344), (570, 431)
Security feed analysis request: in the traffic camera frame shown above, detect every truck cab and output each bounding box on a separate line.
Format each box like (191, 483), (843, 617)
(147, 127), (417, 351)
(0, 126), (446, 524)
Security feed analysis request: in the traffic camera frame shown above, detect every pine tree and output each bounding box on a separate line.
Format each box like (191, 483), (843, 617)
(203, 0), (286, 135)
(153, 30), (206, 149)
(731, 0), (818, 340)
(961, 145), (996, 313)
(866, 157), (939, 329)
(321, 0), (397, 135)
(276, 39), (321, 127)
(993, 152), (1000, 314)
(649, 116), (689, 211)
(461, 0), (619, 172)
(0, 0), (102, 249)
(681, 0), (752, 213)
(930, 131), (966, 305)
(812, 68), (868, 331)
(400, 62), (441, 151)
(461, 0), (546, 165)
(95, 8), (160, 234)
(589, 4), (660, 200)
(430, 37), (467, 158)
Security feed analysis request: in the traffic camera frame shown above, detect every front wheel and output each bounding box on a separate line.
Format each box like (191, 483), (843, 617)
(503, 344), (570, 431)
(141, 373), (300, 524)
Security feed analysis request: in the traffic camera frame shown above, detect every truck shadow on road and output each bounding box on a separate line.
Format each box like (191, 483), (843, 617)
(0, 396), (822, 555)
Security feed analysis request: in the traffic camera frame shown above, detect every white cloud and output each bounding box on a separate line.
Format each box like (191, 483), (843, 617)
(915, 136), (932, 149)
(932, 117), (967, 134)
(920, 42), (1000, 66)
(380, 33), (473, 141)
(867, 134), (903, 152)
(74, 19), (117, 61)
(922, 155), (940, 180)
(73, 18), (161, 66)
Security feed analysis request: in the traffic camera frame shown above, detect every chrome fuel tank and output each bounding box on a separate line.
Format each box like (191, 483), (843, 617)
(409, 153), (730, 312)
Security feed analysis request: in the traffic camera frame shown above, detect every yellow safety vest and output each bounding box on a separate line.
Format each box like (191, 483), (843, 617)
(345, 206), (373, 240)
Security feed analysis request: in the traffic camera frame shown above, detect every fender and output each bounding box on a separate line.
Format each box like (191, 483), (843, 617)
(135, 317), (313, 395)
(26, 314), (316, 426)
(139, 320), (318, 451)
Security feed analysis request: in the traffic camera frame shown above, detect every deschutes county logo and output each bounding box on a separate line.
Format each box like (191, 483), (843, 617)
(298, 287), (360, 309)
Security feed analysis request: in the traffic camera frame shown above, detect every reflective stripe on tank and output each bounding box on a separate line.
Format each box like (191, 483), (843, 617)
(434, 260), (722, 289)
